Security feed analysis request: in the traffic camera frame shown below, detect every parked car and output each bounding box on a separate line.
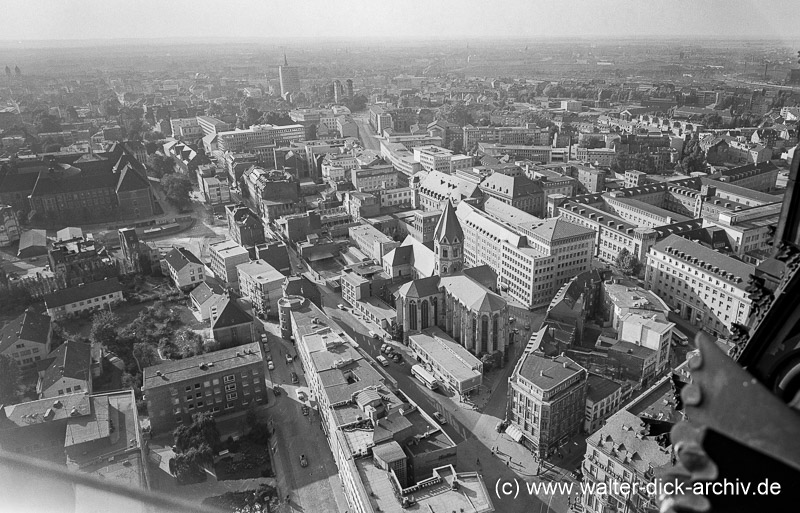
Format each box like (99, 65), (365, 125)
(267, 361), (275, 371)
(509, 316), (515, 323)
(291, 372), (299, 384)
(285, 354), (293, 364)
(296, 390), (307, 401)
(302, 405), (309, 416)
(432, 411), (447, 425)
(273, 386), (282, 396)
(263, 343), (270, 353)
(376, 355), (389, 367)
(392, 353), (402, 363)
(381, 344), (389, 353)
(300, 454), (308, 467)
(337, 303), (346, 310)
(368, 330), (378, 339)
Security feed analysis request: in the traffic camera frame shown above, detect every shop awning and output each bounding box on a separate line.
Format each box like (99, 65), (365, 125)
(505, 424), (524, 443)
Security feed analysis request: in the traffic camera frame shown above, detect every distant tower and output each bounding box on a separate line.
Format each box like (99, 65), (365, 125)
(278, 54), (300, 98)
(433, 199), (464, 276)
(14, 65), (20, 76)
(332, 80), (344, 103)
(346, 79), (354, 99)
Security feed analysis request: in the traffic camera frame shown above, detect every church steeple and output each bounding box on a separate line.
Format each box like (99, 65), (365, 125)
(283, 53), (288, 66)
(434, 199), (464, 276)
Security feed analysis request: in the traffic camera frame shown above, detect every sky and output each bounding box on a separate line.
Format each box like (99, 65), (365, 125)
(2, 0), (799, 43)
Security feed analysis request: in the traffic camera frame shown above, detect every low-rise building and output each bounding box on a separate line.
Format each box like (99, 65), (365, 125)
(36, 340), (92, 399)
(210, 295), (256, 347)
(408, 327), (483, 395)
(209, 240), (250, 286)
(349, 224), (400, 262)
(43, 278), (124, 320)
(584, 373), (622, 433)
(189, 281), (225, 321)
(143, 342), (265, 433)
(0, 309), (52, 370)
(237, 259), (284, 319)
(163, 246), (205, 290)
(508, 349), (588, 458)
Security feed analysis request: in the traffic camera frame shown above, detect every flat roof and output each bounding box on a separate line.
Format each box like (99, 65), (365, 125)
(517, 348), (585, 391)
(408, 327), (482, 384)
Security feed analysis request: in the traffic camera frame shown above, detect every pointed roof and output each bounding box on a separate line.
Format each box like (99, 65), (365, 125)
(38, 340), (92, 393)
(211, 296), (253, 330)
(434, 199), (463, 245)
(397, 276), (441, 299)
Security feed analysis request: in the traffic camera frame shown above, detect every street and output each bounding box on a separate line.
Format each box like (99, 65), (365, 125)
(315, 284), (583, 513)
(352, 113), (382, 153)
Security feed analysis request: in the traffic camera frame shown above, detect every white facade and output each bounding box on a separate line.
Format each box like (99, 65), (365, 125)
(46, 290), (124, 320)
(238, 260), (284, 319)
(209, 240), (250, 286)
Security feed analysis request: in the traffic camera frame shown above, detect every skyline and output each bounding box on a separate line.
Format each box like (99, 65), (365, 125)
(3, 0), (800, 44)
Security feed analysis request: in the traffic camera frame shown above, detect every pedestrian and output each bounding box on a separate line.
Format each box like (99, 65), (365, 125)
(506, 460), (509, 467)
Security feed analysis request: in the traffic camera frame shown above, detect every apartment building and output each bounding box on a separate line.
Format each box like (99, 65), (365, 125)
(36, 340), (92, 399)
(163, 246), (205, 290)
(416, 170), (482, 211)
(575, 147), (616, 167)
(143, 342), (265, 433)
(0, 309), (52, 370)
(216, 124), (305, 163)
(645, 234), (753, 337)
(581, 368), (688, 513)
(351, 164), (398, 191)
(477, 142), (552, 164)
(43, 278), (125, 320)
(349, 224), (400, 262)
(237, 259), (284, 319)
(209, 240), (250, 286)
(508, 349), (588, 458)
(225, 203), (266, 249)
(584, 374), (622, 433)
(500, 218), (594, 309)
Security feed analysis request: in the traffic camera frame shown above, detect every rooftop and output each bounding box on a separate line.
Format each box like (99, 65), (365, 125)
(143, 342), (262, 390)
(237, 259), (283, 284)
(408, 327), (482, 383)
(43, 278), (123, 309)
(652, 234), (755, 287)
(209, 239), (249, 259)
(516, 349), (586, 391)
(0, 309), (51, 353)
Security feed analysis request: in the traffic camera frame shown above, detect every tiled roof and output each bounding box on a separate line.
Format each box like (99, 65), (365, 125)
(210, 296), (253, 329)
(517, 351), (585, 390)
(434, 199), (464, 244)
(163, 246), (202, 271)
(438, 274), (506, 312)
(586, 373), (621, 403)
(44, 278), (123, 309)
(0, 309), (51, 354)
(38, 340), (92, 393)
(528, 217), (594, 243)
(189, 281), (223, 306)
(480, 172), (543, 198)
(397, 276), (441, 299)
(652, 234), (754, 287)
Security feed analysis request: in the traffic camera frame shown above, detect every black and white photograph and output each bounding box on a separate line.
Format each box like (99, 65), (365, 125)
(0, 1), (799, 512)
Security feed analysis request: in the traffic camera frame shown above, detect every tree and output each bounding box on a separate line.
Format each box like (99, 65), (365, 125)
(90, 311), (120, 348)
(0, 355), (21, 404)
(261, 111), (293, 126)
(161, 173), (193, 210)
(35, 113), (61, 133)
(391, 322), (403, 341)
(147, 154), (175, 178)
(615, 248), (641, 276)
(243, 107), (262, 127)
(439, 103), (474, 127)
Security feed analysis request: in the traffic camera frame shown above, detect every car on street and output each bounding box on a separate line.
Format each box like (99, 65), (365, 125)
(376, 355), (389, 367)
(296, 390), (307, 401)
(263, 343), (270, 353)
(382, 344), (393, 354)
(300, 454), (308, 467)
(509, 316), (515, 323)
(368, 330), (378, 339)
(392, 353), (402, 363)
(273, 386), (282, 396)
(285, 354), (293, 364)
(302, 405), (309, 416)
(337, 303), (346, 310)
(432, 411), (447, 424)
(524, 324), (531, 330)
(291, 372), (299, 384)
(267, 361), (275, 370)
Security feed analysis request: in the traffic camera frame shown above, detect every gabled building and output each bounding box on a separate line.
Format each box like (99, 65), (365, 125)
(209, 295), (256, 348)
(0, 309), (52, 370)
(36, 340), (92, 399)
(43, 278), (125, 320)
(162, 246), (204, 290)
(189, 281), (225, 321)
(225, 203), (265, 249)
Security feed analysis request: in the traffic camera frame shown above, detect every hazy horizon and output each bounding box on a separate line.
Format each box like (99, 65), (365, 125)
(3, 0), (799, 44)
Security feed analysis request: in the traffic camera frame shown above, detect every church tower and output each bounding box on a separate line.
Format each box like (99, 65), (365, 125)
(433, 199), (464, 276)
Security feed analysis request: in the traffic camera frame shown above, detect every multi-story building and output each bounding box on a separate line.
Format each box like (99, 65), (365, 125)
(645, 234), (753, 337)
(321, 153), (359, 183)
(526, 167), (577, 199)
(463, 125), (550, 149)
(43, 278), (125, 320)
(237, 259), (284, 319)
(278, 296), (492, 513)
(0, 308), (52, 370)
(255, 240), (291, 275)
(408, 327), (483, 395)
(456, 201), (526, 277)
(702, 202), (780, 257)
(216, 124), (305, 166)
(378, 186), (414, 208)
(416, 170), (482, 211)
(584, 373), (622, 433)
(196, 116), (230, 137)
(413, 145), (456, 173)
(575, 147), (616, 167)
(240, 167), (302, 224)
(380, 140), (423, 178)
(143, 342), (265, 433)
(580, 368), (687, 513)
(349, 224), (400, 262)
(49, 229), (118, 288)
(350, 164), (398, 191)
(478, 142), (552, 164)
(401, 209), (441, 243)
(225, 203), (266, 249)
(575, 167), (607, 194)
(369, 105), (393, 133)
(36, 340), (92, 399)
(279, 56), (301, 96)
(208, 240), (250, 286)
(344, 191), (380, 221)
(163, 246), (205, 290)
(201, 176), (230, 205)
(479, 173), (545, 217)
(508, 348), (588, 458)
(500, 218), (595, 309)
(708, 161), (778, 192)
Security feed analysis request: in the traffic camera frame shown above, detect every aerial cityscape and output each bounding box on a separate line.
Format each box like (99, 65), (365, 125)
(1, 2), (799, 513)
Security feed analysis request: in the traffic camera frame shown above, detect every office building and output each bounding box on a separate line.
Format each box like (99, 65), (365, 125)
(479, 173), (545, 217)
(508, 349), (588, 458)
(408, 327), (483, 395)
(645, 234), (753, 337)
(143, 342), (265, 433)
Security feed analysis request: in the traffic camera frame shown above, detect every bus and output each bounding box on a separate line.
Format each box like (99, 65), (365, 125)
(411, 365), (439, 390)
